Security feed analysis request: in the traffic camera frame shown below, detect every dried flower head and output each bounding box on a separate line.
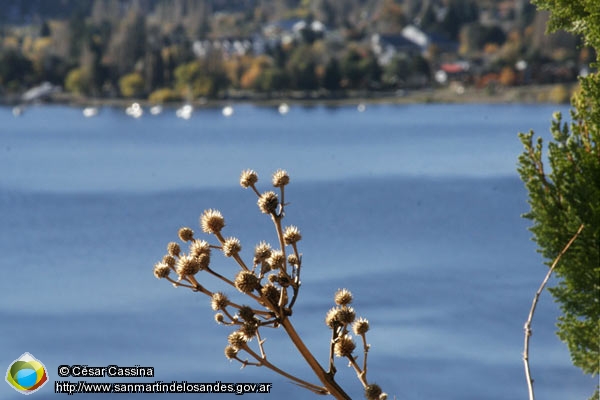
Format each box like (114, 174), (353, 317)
(261, 283), (284, 306)
(196, 253), (210, 270)
(176, 255), (202, 277)
(190, 239), (211, 257)
(353, 317), (370, 335)
(325, 307), (339, 328)
(178, 227), (194, 242)
(334, 288), (353, 306)
(201, 209), (225, 234)
(268, 250), (285, 270)
(257, 191), (279, 214)
(272, 169), (290, 187)
(336, 306), (356, 325)
(253, 241), (272, 264)
(167, 242), (181, 257)
(334, 334), (356, 357)
(211, 292), (229, 311)
(364, 384), (383, 400)
(238, 305), (255, 322)
(240, 322), (258, 340)
(287, 254), (300, 266)
(283, 225), (302, 245)
(227, 331), (247, 350)
(224, 345), (238, 360)
(222, 237), (242, 257)
(215, 313), (225, 324)
(234, 271), (259, 294)
(240, 169), (258, 188)
(153, 262), (171, 279)
(162, 255), (176, 268)
(277, 271), (292, 287)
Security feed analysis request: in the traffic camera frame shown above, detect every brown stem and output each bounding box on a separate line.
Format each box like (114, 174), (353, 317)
(214, 232), (249, 271)
(281, 318), (351, 399)
(271, 213), (287, 269)
(241, 343), (327, 395)
(360, 333), (369, 381)
(523, 223), (584, 400)
(347, 355), (367, 387)
(249, 184), (261, 198)
(327, 329), (337, 375)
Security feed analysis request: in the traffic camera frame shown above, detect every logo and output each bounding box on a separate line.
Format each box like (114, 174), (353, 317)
(5, 353), (49, 395)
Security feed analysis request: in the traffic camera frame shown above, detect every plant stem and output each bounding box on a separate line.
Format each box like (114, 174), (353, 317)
(241, 343), (327, 395)
(281, 318), (352, 399)
(523, 223), (584, 400)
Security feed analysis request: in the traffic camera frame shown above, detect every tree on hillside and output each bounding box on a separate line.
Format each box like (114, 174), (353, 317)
(322, 57), (341, 91)
(518, 0), (599, 398)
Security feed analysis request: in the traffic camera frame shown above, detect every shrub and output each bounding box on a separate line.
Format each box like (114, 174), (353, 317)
(118, 72), (145, 98)
(148, 88), (181, 103)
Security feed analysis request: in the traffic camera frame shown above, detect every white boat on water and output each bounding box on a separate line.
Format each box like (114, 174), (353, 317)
(357, 103), (366, 112)
(222, 105), (234, 117)
(278, 103), (289, 115)
(125, 102), (143, 118)
(176, 104), (193, 119)
(12, 106), (24, 117)
(150, 105), (163, 115)
(82, 107), (99, 117)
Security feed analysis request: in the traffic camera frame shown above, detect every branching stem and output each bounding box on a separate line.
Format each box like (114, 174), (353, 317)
(523, 223), (584, 400)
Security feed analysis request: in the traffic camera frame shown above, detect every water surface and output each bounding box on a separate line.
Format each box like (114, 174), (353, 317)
(0, 103), (593, 399)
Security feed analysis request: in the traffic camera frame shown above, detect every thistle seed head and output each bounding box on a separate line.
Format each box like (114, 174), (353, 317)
(176, 255), (202, 277)
(334, 288), (353, 306)
(222, 237), (242, 257)
(272, 169), (290, 187)
(268, 250), (285, 270)
(190, 239), (211, 257)
(287, 253), (300, 266)
(325, 307), (338, 328)
(364, 384), (383, 400)
(234, 271), (259, 294)
(211, 292), (229, 311)
(253, 241), (272, 264)
(261, 283), (284, 306)
(277, 271), (292, 287)
(283, 225), (302, 244)
(162, 255), (176, 268)
(353, 317), (370, 335)
(167, 242), (181, 257)
(238, 305), (255, 322)
(334, 334), (356, 357)
(201, 209), (225, 234)
(336, 306), (356, 325)
(240, 169), (258, 188)
(196, 253), (210, 270)
(240, 322), (258, 340)
(257, 191), (278, 214)
(227, 331), (247, 350)
(224, 345), (238, 359)
(178, 227), (194, 242)
(215, 313), (225, 324)
(153, 262), (171, 279)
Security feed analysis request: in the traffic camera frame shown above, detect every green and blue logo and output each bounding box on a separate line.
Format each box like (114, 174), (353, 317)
(5, 353), (48, 395)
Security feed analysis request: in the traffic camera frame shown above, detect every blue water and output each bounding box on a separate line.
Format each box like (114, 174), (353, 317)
(0, 103), (594, 399)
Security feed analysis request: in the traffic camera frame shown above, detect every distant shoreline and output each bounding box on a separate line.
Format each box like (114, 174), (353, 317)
(2, 83), (576, 109)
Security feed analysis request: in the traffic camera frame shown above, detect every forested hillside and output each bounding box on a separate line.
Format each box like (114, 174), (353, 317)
(0, 0), (591, 101)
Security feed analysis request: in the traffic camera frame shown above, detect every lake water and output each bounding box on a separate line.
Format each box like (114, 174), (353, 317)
(0, 103), (595, 399)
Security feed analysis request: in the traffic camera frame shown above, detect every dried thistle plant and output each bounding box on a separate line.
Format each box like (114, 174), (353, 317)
(153, 169), (387, 400)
